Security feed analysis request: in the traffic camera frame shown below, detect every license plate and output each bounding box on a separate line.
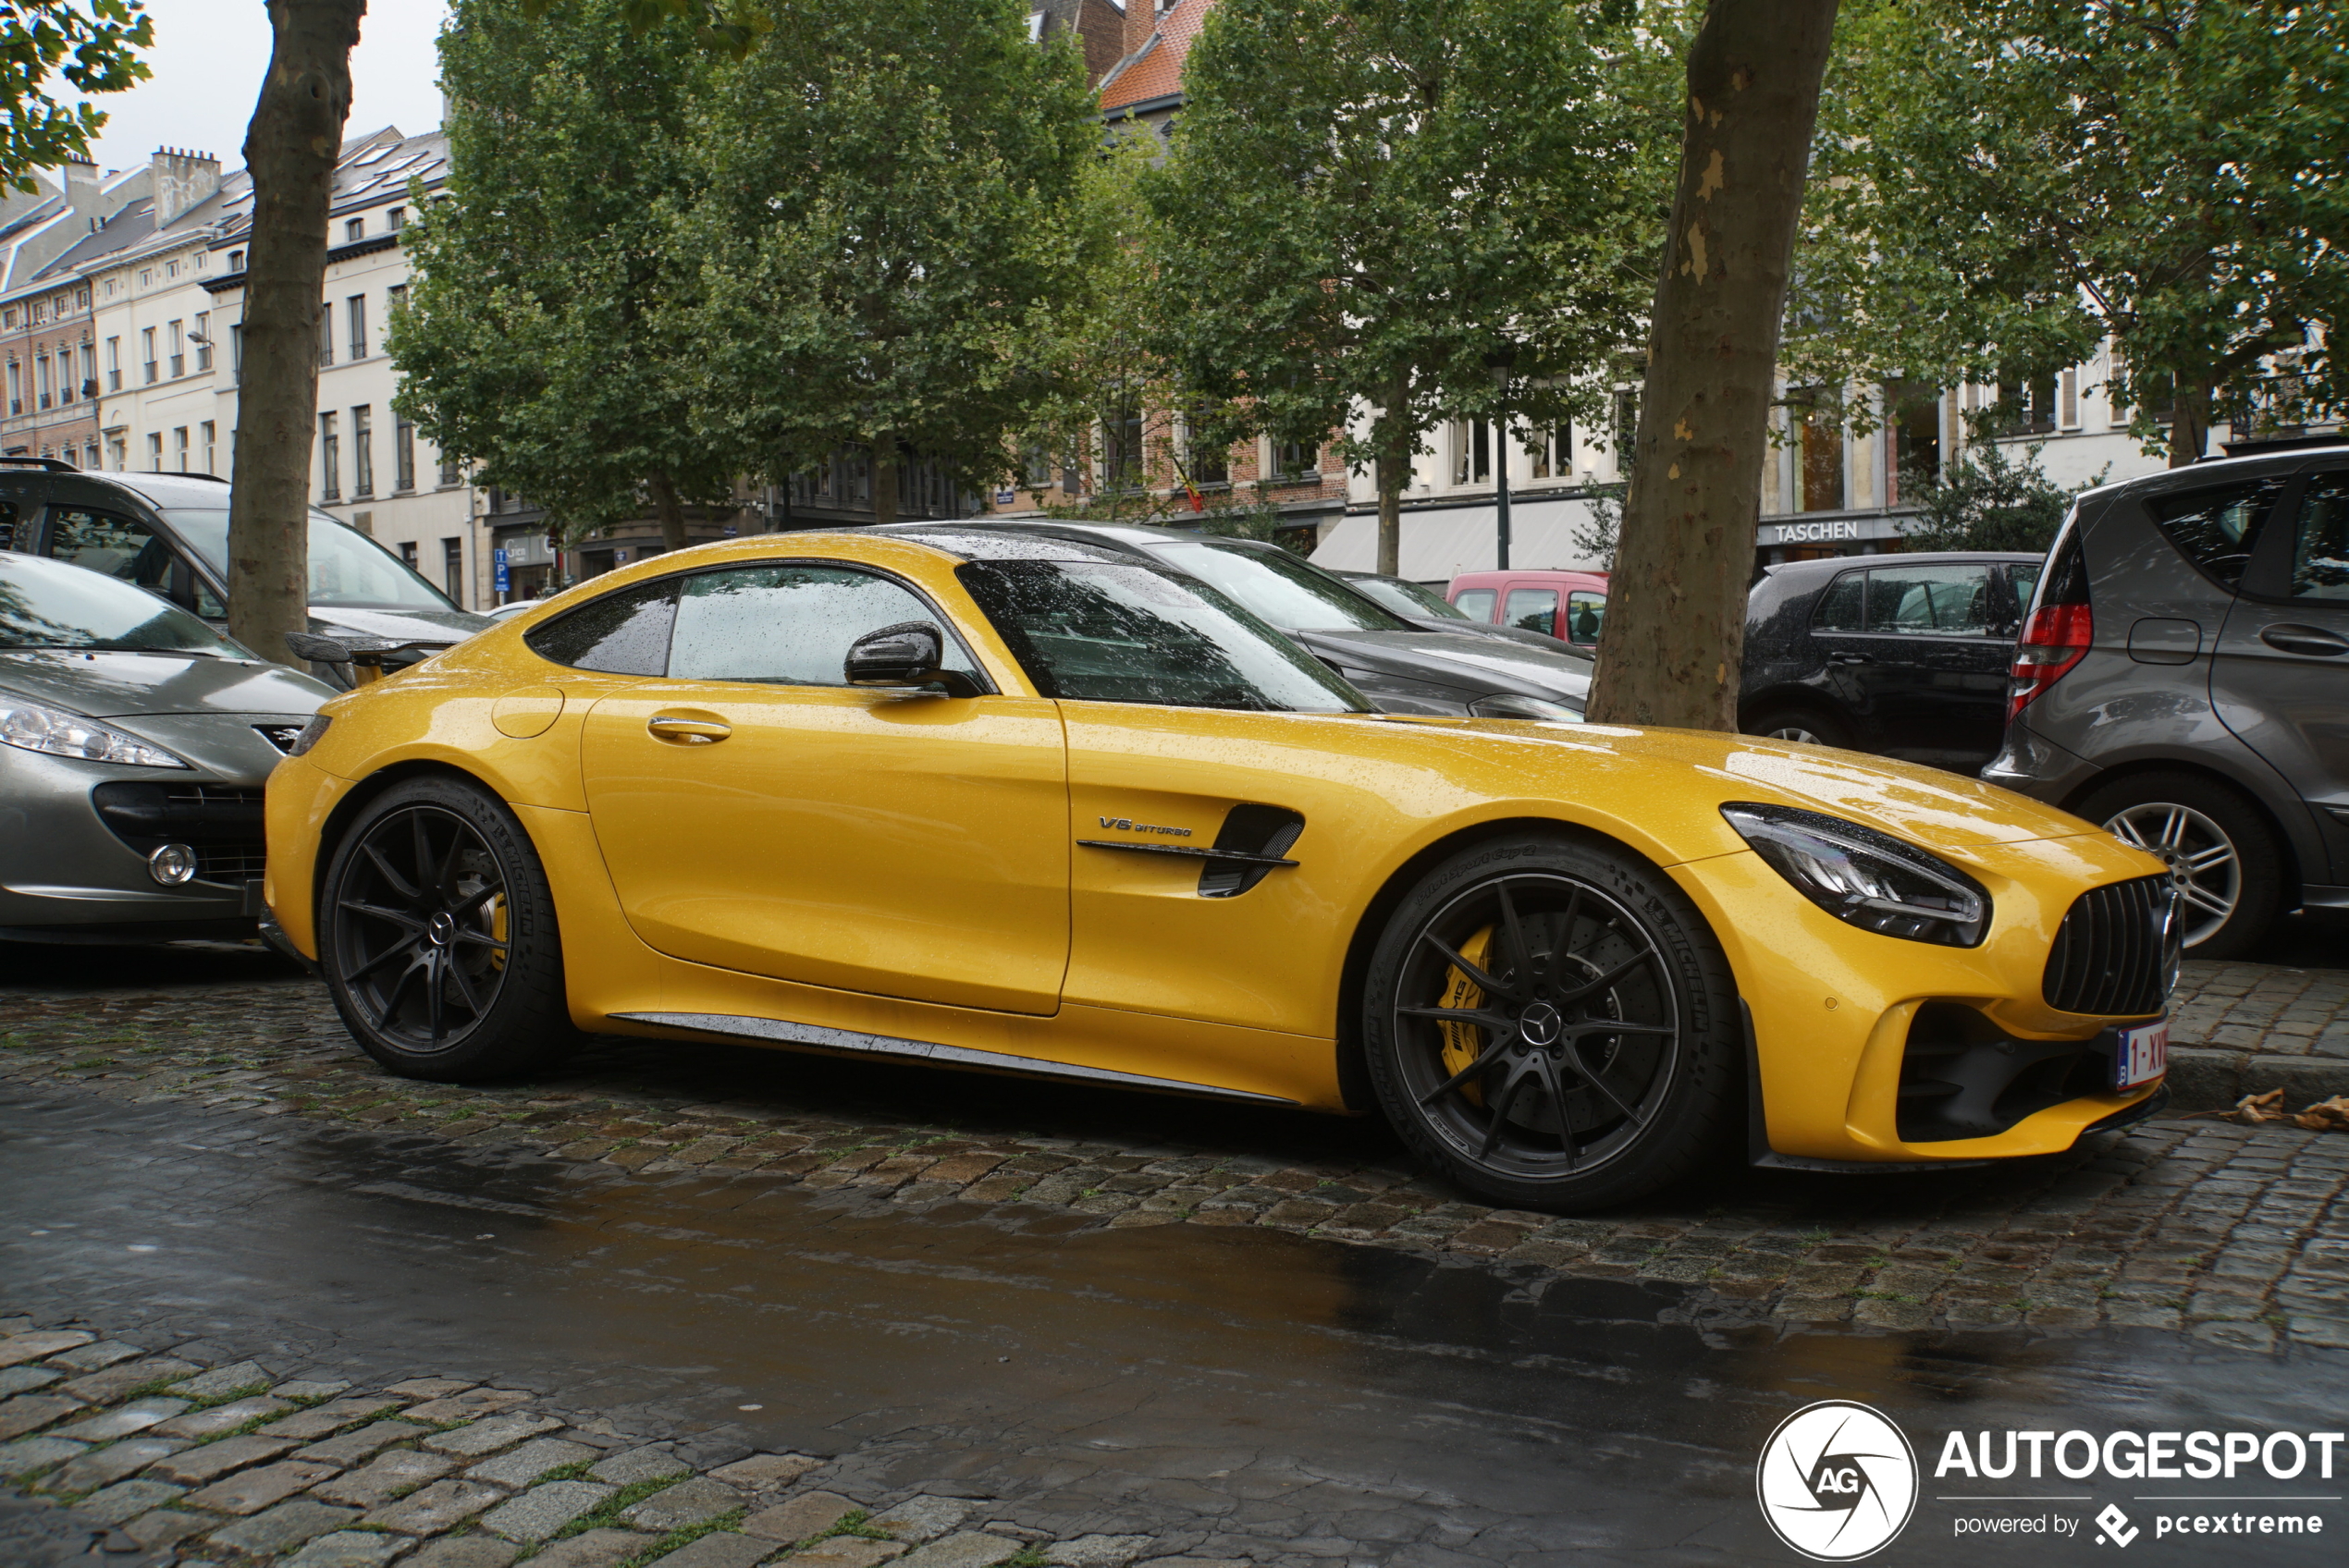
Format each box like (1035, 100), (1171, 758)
(2114, 1020), (2168, 1089)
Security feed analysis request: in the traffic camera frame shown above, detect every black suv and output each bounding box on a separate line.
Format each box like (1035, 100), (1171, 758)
(0, 460), (487, 683)
(1740, 551), (2045, 768)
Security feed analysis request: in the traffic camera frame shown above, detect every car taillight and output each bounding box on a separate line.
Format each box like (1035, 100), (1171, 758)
(2009, 602), (2092, 719)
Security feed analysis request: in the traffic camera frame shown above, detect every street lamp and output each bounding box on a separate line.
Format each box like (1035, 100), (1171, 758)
(1484, 348), (1516, 570)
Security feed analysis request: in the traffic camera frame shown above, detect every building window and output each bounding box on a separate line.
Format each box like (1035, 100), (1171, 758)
(319, 411), (340, 500)
(1452, 421), (1490, 485)
(351, 405), (374, 496)
(30, 300), (43, 324)
(35, 355), (52, 409)
(106, 436), (124, 470)
(1997, 375), (2059, 437)
(1101, 397), (1145, 491)
(228, 250), (242, 272)
(200, 421), (215, 475)
(73, 288), (86, 310)
(105, 337), (119, 392)
(77, 341), (93, 398)
(192, 312), (211, 372)
(346, 217), (364, 242)
(442, 538), (463, 606)
(346, 295), (367, 360)
(81, 440), (96, 469)
(146, 432), (162, 470)
(1273, 435), (1318, 480)
(394, 414), (415, 492)
(387, 206), (405, 231)
(167, 320), (184, 379)
(136, 269), (149, 288)
(54, 349), (70, 402)
(4, 360), (15, 415)
(229, 325), (241, 384)
(387, 284), (406, 319)
(399, 540), (418, 568)
(174, 426), (189, 472)
(437, 449), (460, 487)
(1795, 393), (1845, 512)
(141, 327), (156, 384)
(192, 253), (203, 271)
(1, 307), (12, 328)
(165, 259), (177, 279)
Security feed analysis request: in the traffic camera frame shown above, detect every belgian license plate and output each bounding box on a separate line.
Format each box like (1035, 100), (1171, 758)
(2114, 1020), (2168, 1089)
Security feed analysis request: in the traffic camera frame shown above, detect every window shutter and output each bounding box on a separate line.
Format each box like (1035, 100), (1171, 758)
(2060, 368), (2080, 430)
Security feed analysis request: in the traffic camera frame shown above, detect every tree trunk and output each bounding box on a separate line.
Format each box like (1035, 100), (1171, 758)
(1583, 0), (1839, 729)
(647, 471), (689, 550)
(227, 0), (364, 668)
(2169, 381), (2211, 468)
(871, 437), (899, 527)
(1374, 382), (1410, 577)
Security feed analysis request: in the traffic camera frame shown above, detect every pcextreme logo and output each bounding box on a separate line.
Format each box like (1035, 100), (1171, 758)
(1757, 1400), (1921, 1562)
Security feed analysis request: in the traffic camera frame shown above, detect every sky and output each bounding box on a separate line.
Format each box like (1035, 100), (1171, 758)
(68, 1), (453, 178)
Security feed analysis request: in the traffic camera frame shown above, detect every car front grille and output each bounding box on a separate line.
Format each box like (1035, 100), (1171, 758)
(163, 784), (266, 809)
(2044, 874), (2177, 1017)
(196, 848), (267, 880)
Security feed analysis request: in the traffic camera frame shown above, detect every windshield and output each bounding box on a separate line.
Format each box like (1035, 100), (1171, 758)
(1150, 540), (1411, 632)
(1352, 574), (1468, 619)
(956, 557), (1371, 714)
(165, 508), (461, 612)
(0, 550), (245, 655)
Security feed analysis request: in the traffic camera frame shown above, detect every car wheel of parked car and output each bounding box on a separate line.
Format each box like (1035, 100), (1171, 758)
(1746, 707), (1852, 749)
(1361, 831), (1741, 1211)
(2075, 771), (2282, 961)
(320, 776), (583, 1082)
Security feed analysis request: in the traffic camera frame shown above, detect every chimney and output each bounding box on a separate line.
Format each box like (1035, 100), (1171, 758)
(62, 155), (100, 217)
(1122, 0), (1157, 62)
(151, 148), (222, 228)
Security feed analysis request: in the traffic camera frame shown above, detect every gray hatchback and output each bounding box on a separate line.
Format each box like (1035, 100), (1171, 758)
(0, 549), (331, 943)
(1984, 443), (2349, 957)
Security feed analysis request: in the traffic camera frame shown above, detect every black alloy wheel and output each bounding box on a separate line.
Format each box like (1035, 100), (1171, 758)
(1364, 833), (1740, 1211)
(322, 777), (580, 1081)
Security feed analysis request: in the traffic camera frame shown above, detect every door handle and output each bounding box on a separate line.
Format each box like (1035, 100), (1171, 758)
(2259, 623), (2349, 657)
(1828, 651), (1874, 665)
(647, 715), (732, 743)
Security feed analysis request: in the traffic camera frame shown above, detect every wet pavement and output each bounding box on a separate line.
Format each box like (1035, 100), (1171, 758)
(3, 936), (2347, 1566)
(4, 1080), (2346, 1565)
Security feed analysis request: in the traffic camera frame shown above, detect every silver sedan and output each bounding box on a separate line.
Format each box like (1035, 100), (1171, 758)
(0, 550), (332, 943)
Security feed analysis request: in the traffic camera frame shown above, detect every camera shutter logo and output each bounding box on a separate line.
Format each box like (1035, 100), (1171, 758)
(1755, 1400), (1919, 1561)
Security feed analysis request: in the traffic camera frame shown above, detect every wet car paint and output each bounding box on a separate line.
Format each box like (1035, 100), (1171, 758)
(2, 1085), (2340, 1566)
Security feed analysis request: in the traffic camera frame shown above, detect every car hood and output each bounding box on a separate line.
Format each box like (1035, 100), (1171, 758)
(0, 649), (332, 719)
(1410, 617), (1590, 657)
(1292, 628), (1593, 701)
(312, 605), (491, 646)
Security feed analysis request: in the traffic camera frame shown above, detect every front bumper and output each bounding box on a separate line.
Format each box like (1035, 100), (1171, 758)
(1675, 833), (2171, 1166)
(0, 745), (267, 938)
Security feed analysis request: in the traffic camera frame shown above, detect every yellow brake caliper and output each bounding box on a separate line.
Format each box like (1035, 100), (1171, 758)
(1437, 926), (1494, 1107)
(488, 893), (508, 973)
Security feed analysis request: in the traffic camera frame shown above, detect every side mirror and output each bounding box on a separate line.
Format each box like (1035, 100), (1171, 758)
(843, 620), (980, 697)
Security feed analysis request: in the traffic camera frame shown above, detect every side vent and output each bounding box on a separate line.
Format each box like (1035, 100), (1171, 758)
(1198, 804), (1305, 898)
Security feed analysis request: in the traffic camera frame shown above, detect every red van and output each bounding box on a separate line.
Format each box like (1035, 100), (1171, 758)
(1447, 570), (1609, 648)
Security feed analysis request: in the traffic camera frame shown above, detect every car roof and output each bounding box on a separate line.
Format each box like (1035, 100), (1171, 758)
(28, 469), (235, 509)
(872, 518), (1260, 555)
(1761, 550), (2042, 580)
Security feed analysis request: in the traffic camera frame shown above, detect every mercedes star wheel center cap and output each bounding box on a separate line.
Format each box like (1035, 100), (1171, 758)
(1518, 1001), (1564, 1048)
(426, 912), (456, 947)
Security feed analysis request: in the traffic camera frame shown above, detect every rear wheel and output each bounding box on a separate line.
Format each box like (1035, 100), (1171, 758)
(1361, 832), (1741, 1212)
(320, 776), (582, 1082)
(1746, 705), (1852, 750)
(2076, 771), (2282, 960)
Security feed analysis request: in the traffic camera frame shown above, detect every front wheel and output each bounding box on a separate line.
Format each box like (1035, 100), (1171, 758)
(319, 776), (583, 1082)
(1361, 832), (1741, 1212)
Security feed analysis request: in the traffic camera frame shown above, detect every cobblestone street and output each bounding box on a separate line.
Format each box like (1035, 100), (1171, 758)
(3, 938), (2347, 1565)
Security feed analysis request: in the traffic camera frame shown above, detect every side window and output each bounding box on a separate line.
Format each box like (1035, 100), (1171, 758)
(525, 577), (679, 676)
(44, 508), (177, 597)
(1811, 570), (1865, 631)
(2146, 477), (2288, 589)
(666, 564), (978, 686)
(1503, 587), (1558, 637)
(1452, 587), (1496, 622)
(1863, 563), (1995, 635)
(2005, 561), (2044, 619)
(2281, 472), (2349, 602)
(1565, 591), (1605, 644)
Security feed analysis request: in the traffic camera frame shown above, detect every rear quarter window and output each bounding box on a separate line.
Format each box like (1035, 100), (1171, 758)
(2144, 477), (2289, 589)
(1810, 570), (1865, 631)
(524, 577), (679, 676)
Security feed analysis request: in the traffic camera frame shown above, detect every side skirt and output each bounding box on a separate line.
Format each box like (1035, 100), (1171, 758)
(608, 1011), (1300, 1107)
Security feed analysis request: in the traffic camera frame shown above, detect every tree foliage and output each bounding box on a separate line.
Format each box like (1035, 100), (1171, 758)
(0, 0), (151, 191)
(681, 0), (1098, 523)
(393, 0), (729, 548)
(1898, 439), (2091, 554)
(1147, 0), (1665, 575)
(1789, 0), (2349, 466)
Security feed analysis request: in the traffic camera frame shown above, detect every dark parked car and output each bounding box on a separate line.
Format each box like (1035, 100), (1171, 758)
(1984, 443), (2349, 958)
(1740, 551), (2046, 768)
(1331, 568), (1588, 655)
(0, 459), (489, 686)
(878, 521), (1593, 719)
(0, 549), (332, 943)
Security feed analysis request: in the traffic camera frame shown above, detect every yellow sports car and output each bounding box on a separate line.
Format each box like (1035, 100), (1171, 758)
(263, 527), (2178, 1211)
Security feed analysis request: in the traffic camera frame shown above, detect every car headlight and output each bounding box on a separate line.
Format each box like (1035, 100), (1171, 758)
(0, 699), (189, 768)
(1721, 802), (1988, 946)
(1469, 693), (1583, 722)
(289, 713), (333, 756)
